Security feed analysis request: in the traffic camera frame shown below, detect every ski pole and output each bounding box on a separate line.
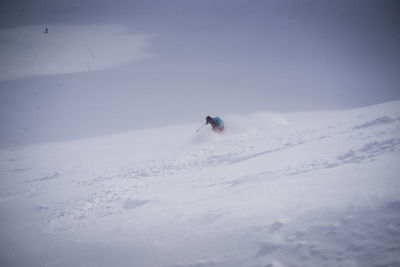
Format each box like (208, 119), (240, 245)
(196, 123), (207, 132)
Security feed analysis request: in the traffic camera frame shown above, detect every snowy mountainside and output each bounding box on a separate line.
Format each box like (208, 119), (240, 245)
(1, 101), (400, 267)
(0, 24), (152, 80)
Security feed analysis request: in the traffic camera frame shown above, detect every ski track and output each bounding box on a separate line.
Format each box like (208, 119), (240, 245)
(1, 103), (400, 266)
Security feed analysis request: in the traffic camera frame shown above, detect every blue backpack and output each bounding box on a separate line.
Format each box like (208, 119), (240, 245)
(213, 117), (224, 130)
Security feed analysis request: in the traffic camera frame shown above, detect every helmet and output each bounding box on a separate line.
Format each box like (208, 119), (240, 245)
(206, 116), (212, 123)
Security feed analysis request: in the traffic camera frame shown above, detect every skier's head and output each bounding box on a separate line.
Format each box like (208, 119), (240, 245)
(206, 116), (212, 123)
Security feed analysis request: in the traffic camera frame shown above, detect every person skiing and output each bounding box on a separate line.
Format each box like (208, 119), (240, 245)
(206, 116), (224, 132)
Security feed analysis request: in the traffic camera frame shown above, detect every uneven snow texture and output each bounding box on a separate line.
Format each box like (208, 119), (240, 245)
(1, 101), (400, 267)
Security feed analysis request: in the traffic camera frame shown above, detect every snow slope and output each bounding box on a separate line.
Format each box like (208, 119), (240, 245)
(0, 25), (152, 80)
(1, 101), (400, 267)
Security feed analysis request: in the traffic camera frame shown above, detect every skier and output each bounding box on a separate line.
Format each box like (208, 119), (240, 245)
(206, 116), (224, 132)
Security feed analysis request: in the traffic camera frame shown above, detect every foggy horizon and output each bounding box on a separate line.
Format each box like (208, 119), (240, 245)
(1, 0), (399, 148)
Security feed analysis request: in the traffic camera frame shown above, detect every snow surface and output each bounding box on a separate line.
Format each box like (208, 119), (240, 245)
(0, 25), (152, 80)
(1, 101), (400, 267)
